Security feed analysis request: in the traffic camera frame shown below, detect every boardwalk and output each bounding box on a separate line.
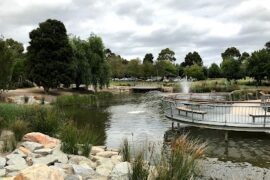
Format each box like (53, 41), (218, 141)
(163, 95), (270, 133)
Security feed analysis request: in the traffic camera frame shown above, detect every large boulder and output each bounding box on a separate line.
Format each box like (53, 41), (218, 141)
(0, 157), (6, 168)
(22, 132), (60, 149)
(21, 142), (43, 152)
(110, 162), (132, 180)
(72, 164), (96, 178)
(14, 164), (64, 180)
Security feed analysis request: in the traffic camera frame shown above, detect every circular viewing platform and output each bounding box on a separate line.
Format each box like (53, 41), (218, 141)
(162, 93), (270, 133)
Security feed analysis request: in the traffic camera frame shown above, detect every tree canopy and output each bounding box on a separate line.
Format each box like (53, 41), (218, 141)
(0, 38), (15, 92)
(221, 47), (241, 60)
(208, 63), (221, 78)
(157, 48), (176, 61)
(143, 53), (154, 64)
(26, 19), (73, 92)
(220, 57), (242, 81)
(246, 49), (270, 84)
(182, 51), (203, 66)
(184, 64), (206, 80)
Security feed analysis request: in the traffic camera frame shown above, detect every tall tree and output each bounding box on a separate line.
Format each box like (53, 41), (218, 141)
(221, 47), (241, 60)
(127, 59), (142, 78)
(0, 38), (15, 92)
(247, 49), (270, 85)
(265, 41), (270, 51)
(26, 19), (74, 93)
(87, 34), (110, 91)
(208, 63), (221, 78)
(220, 57), (242, 81)
(182, 51), (203, 66)
(69, 36), (90, 89)
(143, 53), (154, 64)
(157, 48), (176, 62)
(184, 64), (206, 80)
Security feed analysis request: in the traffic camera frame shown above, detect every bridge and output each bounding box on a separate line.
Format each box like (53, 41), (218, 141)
(162, 93), (270, 133)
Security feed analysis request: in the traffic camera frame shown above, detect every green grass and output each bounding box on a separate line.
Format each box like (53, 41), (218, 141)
(121, 138), (131, 162)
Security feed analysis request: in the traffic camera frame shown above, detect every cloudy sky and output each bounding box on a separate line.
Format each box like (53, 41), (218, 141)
(0, 0), (270, 65)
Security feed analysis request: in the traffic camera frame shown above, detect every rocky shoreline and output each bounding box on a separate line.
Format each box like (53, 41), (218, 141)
(0, 132), (131, 180)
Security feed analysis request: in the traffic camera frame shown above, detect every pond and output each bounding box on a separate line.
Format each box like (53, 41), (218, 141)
(65, 92), (270, 168)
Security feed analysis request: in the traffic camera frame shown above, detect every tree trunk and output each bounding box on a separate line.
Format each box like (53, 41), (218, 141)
(43, 86), (50, 94)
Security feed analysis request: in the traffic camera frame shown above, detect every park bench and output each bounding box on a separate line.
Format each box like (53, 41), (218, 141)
(249, 114), (270, 123)
(176, 107), (207, 120)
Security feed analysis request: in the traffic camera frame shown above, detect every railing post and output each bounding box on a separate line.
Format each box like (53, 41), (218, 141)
(264, 104), (267, 128)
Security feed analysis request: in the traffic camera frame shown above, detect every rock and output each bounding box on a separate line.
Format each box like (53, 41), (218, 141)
(72, 164), (96, 177)
(21, 141), (44, 152)
(96, 157), (114, 169)
(111, 155), (122, 165)
(64, 175), (83, 180)
(7, 155), (27, 168)
(96, 151), (118, 158)
(0, 168), (6, 177)
(6, 171), (19, 177)
(68, 155), (92, 165)
(14, 164), (65, 180)
(110, 162), (132, 180)
(0, 130), (15, 141)
(32, 154), (58, 165)
(0, 157), (6, 168)
(106, 148), (120, 153)
(91, 146), (105, 155)
(52, 149), (68, 164)
(54, 163), (73, 175)
(22, 132), (60, 149)
(12, 148), (29, 157)
(96, 165), (112, 176)
(34, 148), (53, 155)
(5, 163), (28, 172)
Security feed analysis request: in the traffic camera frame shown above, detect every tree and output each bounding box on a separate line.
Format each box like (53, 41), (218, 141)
(143, 53), (154, 64)
(0, 38), (15, 92)
(155, 60), (177, 78)
(221, 47), (241, 60)
(183, 51), (203, 66)
(142, 61), (154, 78)
(157, 48), (176, 62)
(246, 49), (270, 85)
(220, 57), (242, 81)
(184, 64), (206, 80)
(265, 41), (270, 50)
(86, 34), (110, 91)
(26, 19), (74, 93)
(107, 55), (127, 78)
(69, 36), (90, 89)
(126, 59), (142, 78)
(208, 63), (221, 78)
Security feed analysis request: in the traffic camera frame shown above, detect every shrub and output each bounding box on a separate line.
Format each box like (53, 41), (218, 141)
(132, 152), (149, 180)
(9, 120), (29, 141)
(121, 138), (131, 162)
(60, 123), (79, 155)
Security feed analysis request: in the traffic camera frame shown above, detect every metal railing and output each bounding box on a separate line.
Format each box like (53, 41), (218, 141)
(162, 97), (270, 128)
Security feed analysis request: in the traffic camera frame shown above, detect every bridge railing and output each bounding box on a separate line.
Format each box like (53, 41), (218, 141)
(162, 98), (270, 127)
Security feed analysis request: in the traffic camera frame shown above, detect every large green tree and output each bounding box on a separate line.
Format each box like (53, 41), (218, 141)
(143, 53), (154, 64)
(221, 47), (241, 60)
(208, 63), (221, 78)
(26, 19), (74, 92)
(69, 36), (90, 89)
(157, 48), (176, 62)
(247, 49), (270, 85)
(127, 59), (142, 78)
(184, 64), (206, 80)
(182, 51), (203, 66)
(86, 34), (110, 91)
(0, 38), (15, 92)
(220, 57), (242, 81)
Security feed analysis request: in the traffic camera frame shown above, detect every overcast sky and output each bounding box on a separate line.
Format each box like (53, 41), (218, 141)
(1, 0), (270, 66)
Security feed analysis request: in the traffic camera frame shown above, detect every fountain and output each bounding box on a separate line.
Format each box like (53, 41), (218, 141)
(180, 76), (192, 93)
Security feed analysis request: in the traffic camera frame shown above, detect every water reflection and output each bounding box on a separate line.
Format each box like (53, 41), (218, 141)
(168, 126), (270, 168)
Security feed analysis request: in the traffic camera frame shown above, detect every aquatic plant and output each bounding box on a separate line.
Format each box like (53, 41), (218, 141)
(54, 94), (97, 108)
(131, 152), (149, 180)
(121, 138), (131, 162)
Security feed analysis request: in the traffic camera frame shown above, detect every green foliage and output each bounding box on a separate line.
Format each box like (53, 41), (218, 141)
(221, 47), (241, 60)
(54, 94), (97, 108)
(183, 51), (203, 66)
(9, 120), (29, 141)
(127, 59), (143, 77)
(221, 57), (242, 81)
(132, 152), (149, 180)
(157, 48), (176, 62)
(121, 138), (131, 162)
(184, 64), (206, 80)
(24, 107), (62, 136)
(60, 123), (79, 154)
(0, 38), (15, 92)
(107, 54), (128, 78)
(26, 19), (74, 92)
(156, 60), (177, 77)
(247, 49), (270, 85)
(143, 53), (154, 64)
(208, 63), (221, 78)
